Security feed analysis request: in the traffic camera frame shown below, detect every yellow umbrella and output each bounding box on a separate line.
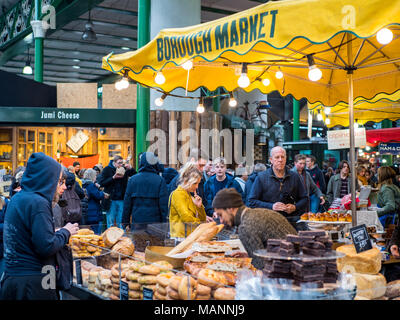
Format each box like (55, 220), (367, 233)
(103, 0), (400, 225)
(309, 91), (400, 128)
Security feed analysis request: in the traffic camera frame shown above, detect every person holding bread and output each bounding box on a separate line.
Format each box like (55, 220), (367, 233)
(169, 162), (211, 239)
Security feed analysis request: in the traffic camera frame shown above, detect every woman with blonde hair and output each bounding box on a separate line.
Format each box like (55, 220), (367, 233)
(169, 162), (207, 238)
(377, 166), (400, 227)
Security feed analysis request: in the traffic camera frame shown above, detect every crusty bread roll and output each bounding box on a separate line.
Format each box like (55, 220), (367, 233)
(354, 272), (387, 299)
(138, 264), (161, 275)
(103, 227), (124, 248)
(111, 276), (120, 284)
(156, 284), (167, 296)
(111, 237), (135, 258)
(196, 294), (211, 300)
(112, 282), (120, 290)
(78, 228), (94, 235)
(166, 286), (180, 300)
(138, 275), (158, 285)
(157, 272), (174, 287)
(129, 290), (142, 300)
(178, 276), (197, 300)
(169, 276), (183, 291)
(197, 283), (211, 296)
(213, 287), (236, 300)
(126, 271), (141, 282)
(197, 268), (227, 288)
(153, 261), (174, 272)
(128, 281), (141, 291)
(385, 280), (400, 298)
(154, 290), (166, 300)
(129, 261), (146, 272)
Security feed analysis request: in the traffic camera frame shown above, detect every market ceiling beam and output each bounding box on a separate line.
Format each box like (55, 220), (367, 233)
(6, 59), (107, 73)
(59, 29), (138, 44)
(14, 51), (105, 64)
(92, 6), (138, 17)
(0, 0), (105, 66)
(0, 65), (105, 77)
(44, 38), (135, 52)
(76, 18), (138, 31)
(201, 6), (238, 16)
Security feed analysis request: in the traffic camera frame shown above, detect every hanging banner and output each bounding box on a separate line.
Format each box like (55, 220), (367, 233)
(379, 143), (400, 155)
(327, 128), (366, 150)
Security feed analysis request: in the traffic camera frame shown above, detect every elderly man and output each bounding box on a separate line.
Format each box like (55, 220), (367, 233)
(248, 146), (308, 229)
(213, 188), (297, 269)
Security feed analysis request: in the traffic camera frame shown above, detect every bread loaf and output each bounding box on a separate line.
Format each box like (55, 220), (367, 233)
(336, 245), (381, 274)
(353, 273), (386, 299)
(385, 280), (400, 298)
(103, 227), (124, 248)
(110, 237), (135, 258)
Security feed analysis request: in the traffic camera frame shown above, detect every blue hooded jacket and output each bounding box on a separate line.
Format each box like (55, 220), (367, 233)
(0, 196), (9, 258)
(3, 152), (70, 276)
(82, 180), (104, 224)
(204, 173), (244, 215)
(122, 152), (168, 226)
(244, 172), (258, 206)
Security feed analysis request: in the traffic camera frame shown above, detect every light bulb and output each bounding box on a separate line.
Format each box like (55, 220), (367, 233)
(155, 97), (164, 107)
(317, 113), (323, 121)
(22, 65), (33, 75)
(376, 152), (380, 155)
(197, 103), (205, 113)
(377, 28), (393, 45)
(262, 78), (270, 86)
(182, 60), (193, 70)
(382, 158), (387, 163)
(237, 73), (250, 88)
(155, 72), (165, 85)
(308, 65), (322, 81)
(119, 78), (129, 89)
(325, 117), (331, 125)
(366, 146), (371, 151)
(354, 122), (359, 129)
(275, 71), (283, 79)
(324, 107), (331, 115)
(229, 98), (237, 107)
(115, 80), (123, 91)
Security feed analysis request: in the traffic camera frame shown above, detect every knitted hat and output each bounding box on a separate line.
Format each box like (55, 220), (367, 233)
(212, 188), (244, 209)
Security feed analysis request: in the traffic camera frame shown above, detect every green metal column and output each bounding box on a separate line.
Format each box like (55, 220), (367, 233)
(293, 98), (300, 141)
(136, 0), (151, 168)
(382, 119), (393, 166)
(34, 0), (43, 83)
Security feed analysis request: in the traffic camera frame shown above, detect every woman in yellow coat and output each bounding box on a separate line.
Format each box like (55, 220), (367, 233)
(169, 162), (207, 238)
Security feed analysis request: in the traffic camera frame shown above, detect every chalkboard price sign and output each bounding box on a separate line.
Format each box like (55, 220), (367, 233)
(120, 280), (129, 300)
(142, 287), (154, 300)
(75, 259), (82, 285)
(350, 224), (373, 253)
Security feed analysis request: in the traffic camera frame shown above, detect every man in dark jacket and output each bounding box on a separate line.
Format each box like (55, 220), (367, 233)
(168, 149), (208, 214)
(244, 163), (267, 206)
(204, 157), (244, 216)
(248, 147), (308, 230)
(122, 152), (168, 230)
(97, 155), (129, 229)
(0, 152), (78, 300)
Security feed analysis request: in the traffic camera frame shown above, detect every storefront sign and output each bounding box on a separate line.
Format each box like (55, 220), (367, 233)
(327, 128), (366, 150)
(0, 107), (136, 126)
(379, 143), (400, 155)
(119, 280), (129, 300)
(350, 224), (372, 253)
(67, 130), (89, 153)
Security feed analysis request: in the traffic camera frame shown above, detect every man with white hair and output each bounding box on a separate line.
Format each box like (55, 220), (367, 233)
(248, 146), (308, 229)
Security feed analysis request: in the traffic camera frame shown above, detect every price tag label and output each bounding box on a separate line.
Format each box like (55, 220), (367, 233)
(120, 280), (129, 300)
(75, 259), (82, 285)
(350, 224), (373, 253)
(142, 287), (153, 300)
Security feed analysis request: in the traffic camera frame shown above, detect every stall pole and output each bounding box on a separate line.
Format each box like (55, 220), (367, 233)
(293, 98), (300, 141)
(347, 33), (357, 227)
(382, 119), (393, 165)
(136, 0), (151, 168)
(34, 0), (43, 83)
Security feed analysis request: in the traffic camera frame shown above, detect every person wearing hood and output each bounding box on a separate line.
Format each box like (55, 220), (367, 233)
(97, 155), (129, 229)
(244, 163), (267, 206)
(306, 155), (327, 193)
(122, 152), (168, 230)
(82, 169), (109, 234)
(0, 190), (9, 276)
(377, 166), (400, 228)
(204, 157), (244, 216)
(0, 152), (78, 300)
(162, 167), (179, 186)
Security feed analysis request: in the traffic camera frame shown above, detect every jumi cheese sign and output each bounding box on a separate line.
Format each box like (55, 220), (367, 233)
(157, 10), (278, 62)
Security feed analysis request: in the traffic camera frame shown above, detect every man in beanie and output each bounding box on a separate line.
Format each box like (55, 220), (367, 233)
(212, 188), (297, 270)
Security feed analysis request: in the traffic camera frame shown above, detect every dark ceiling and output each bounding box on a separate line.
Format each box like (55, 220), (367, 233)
(0, 0), (271, 86)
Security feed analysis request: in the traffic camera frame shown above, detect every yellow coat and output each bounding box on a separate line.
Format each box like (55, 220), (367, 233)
(169, 186), (206, 238)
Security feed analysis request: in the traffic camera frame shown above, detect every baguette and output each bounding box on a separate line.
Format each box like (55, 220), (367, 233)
(167, 222), (216, 256)
(197, 226), (219, 242)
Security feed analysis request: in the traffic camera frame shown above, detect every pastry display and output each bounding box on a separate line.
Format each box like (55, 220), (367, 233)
(69, 231), (105, 258)
(300, 212), (352, 222)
